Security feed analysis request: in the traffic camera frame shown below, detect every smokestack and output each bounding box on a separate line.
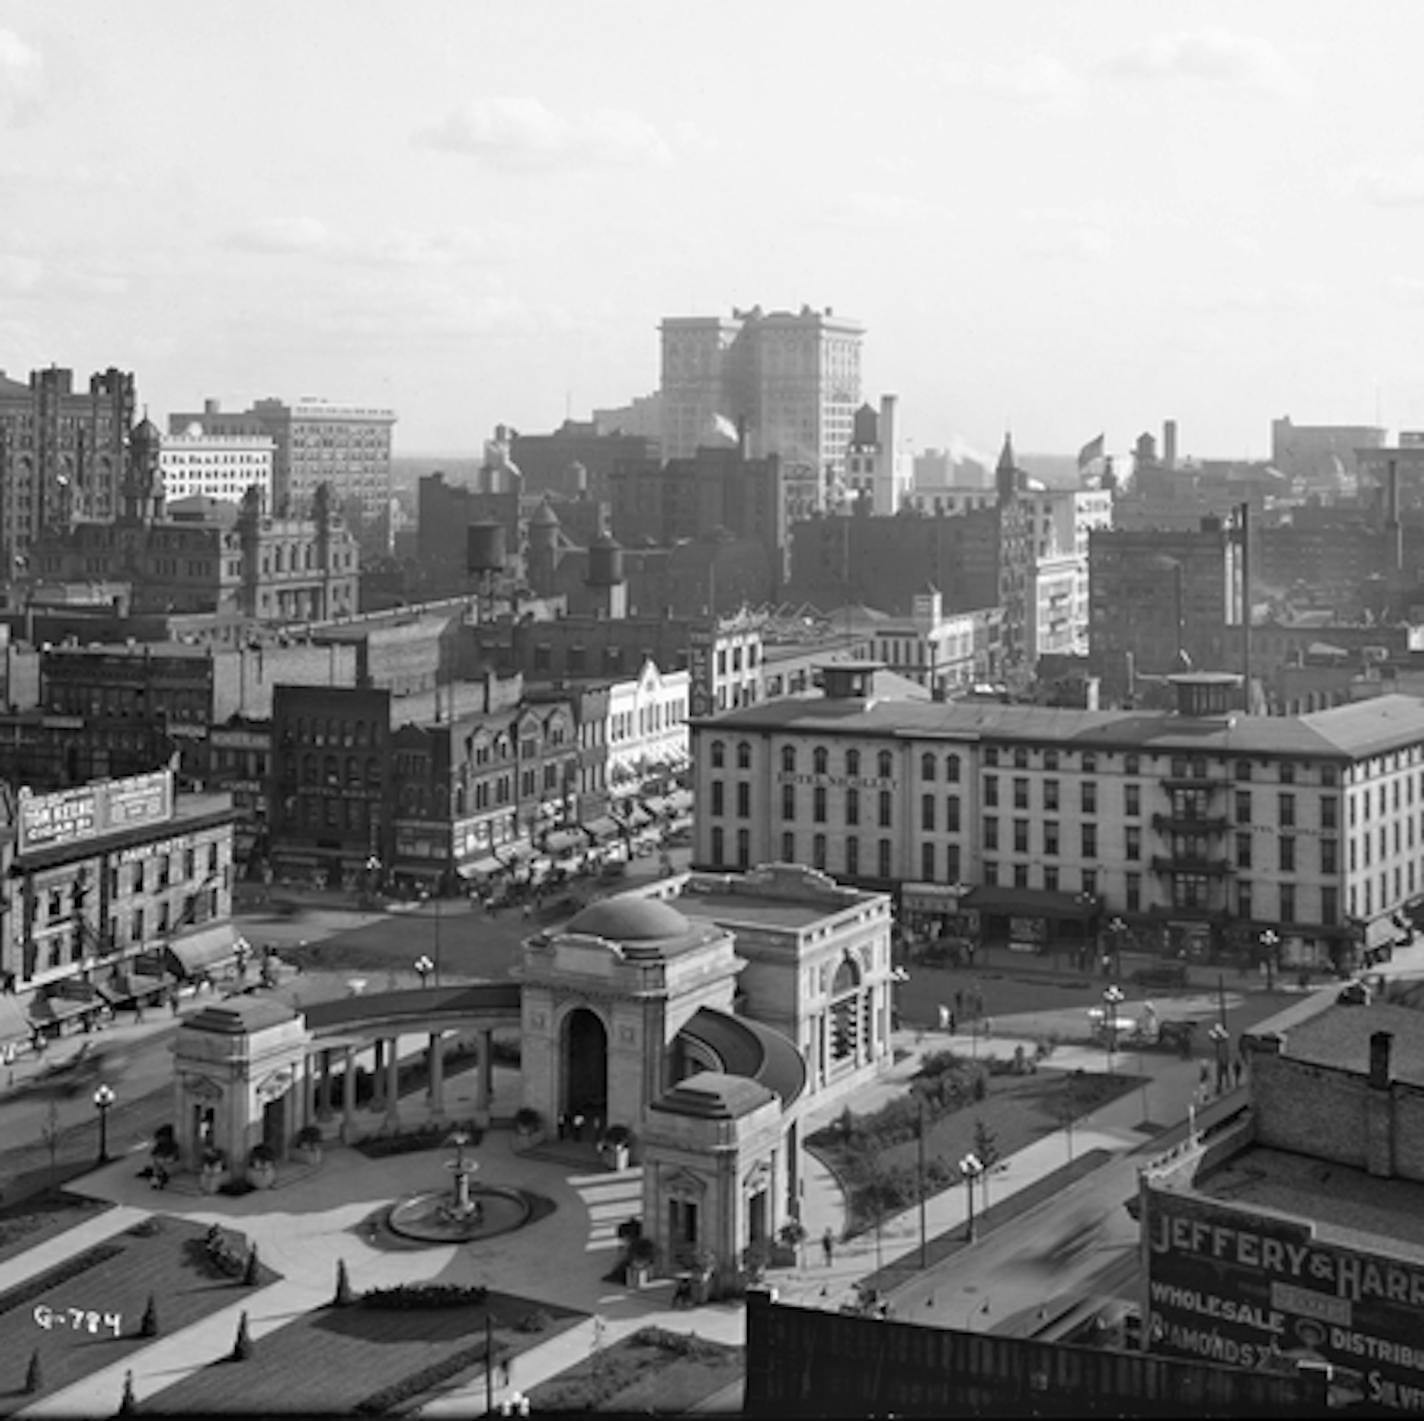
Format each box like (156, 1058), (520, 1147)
(880, 395), (898, 514)
(1369, 1031), (1393, 1091)
(1163, 420), (1177, 470)
(1387, 458), (1404, 574)
(1239, 502), (1252, 713)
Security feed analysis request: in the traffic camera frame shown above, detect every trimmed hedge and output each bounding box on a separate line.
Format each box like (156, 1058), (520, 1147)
(0, 1243), (126, 1316)
(359, 1282), (489, 1310)
(353, 1340), (493, 1415)
(355, 1123), (483, 1159)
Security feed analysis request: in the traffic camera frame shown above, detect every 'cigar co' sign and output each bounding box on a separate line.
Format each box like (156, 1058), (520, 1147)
(1144, 1188), (1424, 1410)
(17, 770), (173, 855)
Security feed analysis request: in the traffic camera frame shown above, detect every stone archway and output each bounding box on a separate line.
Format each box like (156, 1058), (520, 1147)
(562, 1006), (608, 1121)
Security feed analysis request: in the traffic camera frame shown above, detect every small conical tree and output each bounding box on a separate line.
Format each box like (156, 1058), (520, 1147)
(24, 1348), (43, 1394)
(139, 1293), (159, 1338)
(117, 1368), (137, 1416)
(231, 1310), (253, 1362)
(333, 1257), (354, 1307)
(242, 1243), (260, 1287)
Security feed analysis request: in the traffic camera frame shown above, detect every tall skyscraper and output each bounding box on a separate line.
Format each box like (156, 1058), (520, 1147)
(0, 366), (136, 577)
(168, 395), (396, 556)
(659, 306), (864, 492)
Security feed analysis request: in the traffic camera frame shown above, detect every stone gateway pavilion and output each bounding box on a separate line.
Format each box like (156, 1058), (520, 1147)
(169, 863), (894, 1289)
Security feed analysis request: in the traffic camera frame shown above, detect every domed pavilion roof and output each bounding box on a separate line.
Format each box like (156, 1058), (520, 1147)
(563, 896), (692, 943)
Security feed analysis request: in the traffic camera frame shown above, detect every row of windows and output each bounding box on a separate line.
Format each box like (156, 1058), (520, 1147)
(38, 843), (221, 919)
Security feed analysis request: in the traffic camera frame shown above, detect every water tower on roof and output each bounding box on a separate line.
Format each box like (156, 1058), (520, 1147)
(586, 532), (628, 620)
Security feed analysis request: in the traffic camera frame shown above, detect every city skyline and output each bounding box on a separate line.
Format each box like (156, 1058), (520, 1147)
(2, 0), (1424, 458)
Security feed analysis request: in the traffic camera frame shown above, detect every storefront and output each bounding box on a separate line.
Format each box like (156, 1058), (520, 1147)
(898, 882), (969, 938)
(958, 885), (1099, 955)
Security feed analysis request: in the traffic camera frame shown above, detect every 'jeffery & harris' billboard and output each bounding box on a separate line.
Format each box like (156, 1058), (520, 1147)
(1143, 1185), (1424, 1411)
(17, 771), (174, 856)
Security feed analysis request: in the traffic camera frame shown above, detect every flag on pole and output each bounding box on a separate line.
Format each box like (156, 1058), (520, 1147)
(1077, 433), (1105, 470)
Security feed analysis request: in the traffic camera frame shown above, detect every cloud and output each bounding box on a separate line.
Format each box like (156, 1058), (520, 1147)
(1099, 29), (1306, 98)
(0, 28), (43, 122)
(0, 250), (42, 294)
(1018, 208), (1115, 261)
(939, 55), (1085, 107)
(1353, 160), (1424, 208)
(224, 216), (330, 254)
(414, 95), (672, 168)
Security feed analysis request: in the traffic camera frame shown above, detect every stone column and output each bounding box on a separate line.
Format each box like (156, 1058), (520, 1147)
(341, 1045), (357, 1142)
(385, 1035), (401, 1122)
(476, 1028), (494, 1122)
(370, 1039), (385, 1110)
(428, 1032), (445, 1119)
(318, 1048), (333, 1120)
(302, 1052), (316, 1126)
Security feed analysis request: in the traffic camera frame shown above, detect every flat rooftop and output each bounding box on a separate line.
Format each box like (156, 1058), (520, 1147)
(1275, 1001), (1424, 1087)
(675, 890), (832, 932)
(1198, 1144), (1424, 1265)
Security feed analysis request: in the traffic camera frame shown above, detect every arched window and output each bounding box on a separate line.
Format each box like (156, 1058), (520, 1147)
(846, 748), (861, 776)
(781, 745), (796, 774)
(813, 746), (829, 775)
(711, 739), (726, 769)
(921, 752), (936, 781)
(736, 741), (752, 770)
(946, 754), (961, 783)
(877, 750), (893, 779)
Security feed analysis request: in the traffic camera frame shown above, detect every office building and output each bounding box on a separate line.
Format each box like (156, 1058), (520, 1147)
(159, 427), (275, 507)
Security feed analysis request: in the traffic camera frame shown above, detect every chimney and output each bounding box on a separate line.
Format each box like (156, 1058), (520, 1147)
(1369, 1030), (1393, 1091)
(1163, 420), (1178, 470)
(204, 398), (220, 416)
(736, 414), (749, 462)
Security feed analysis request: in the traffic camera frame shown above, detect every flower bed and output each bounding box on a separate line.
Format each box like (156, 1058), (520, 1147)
(359, 1282), (489, 1310)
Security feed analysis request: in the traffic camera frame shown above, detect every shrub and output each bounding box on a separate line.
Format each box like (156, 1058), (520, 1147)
(631, 1325), (721, 1360)
(201, 1147), (228, 1170)
(125, 1217), (164, 1238)
(972, 1073), (988, 1102)
(333, 1257), (354, 1307)
(248, 1143), (276, 1168)
(514, 1106), (541, 1134)
(24, 1348), (42, 1394)
(358, 1282), (489, 1310)
(603, 1123), (633, 1147)
(515, 1307), (553, 1333)
(231, 1310), (253, 1361)
(629, 1235), (657, 1266)
(353, 1340), (493, 1415)
(243, 1243), (261, 1287)
(198, 1223), (251, 1279)
(295, 1123), (322, 1148)
(139, 1293), (159, 1337)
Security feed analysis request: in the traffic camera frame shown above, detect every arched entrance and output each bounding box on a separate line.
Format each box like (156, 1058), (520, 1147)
(828, 954), (862, 1064)
(562, 1007), (608, 1120)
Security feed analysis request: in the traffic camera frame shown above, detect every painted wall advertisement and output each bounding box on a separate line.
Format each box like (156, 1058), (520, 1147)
(18, 770), (174, 855)
(1144, 1187), (1424, 1410)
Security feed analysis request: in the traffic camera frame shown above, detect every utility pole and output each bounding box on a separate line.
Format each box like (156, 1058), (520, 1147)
(917, 1100), (928, 1269)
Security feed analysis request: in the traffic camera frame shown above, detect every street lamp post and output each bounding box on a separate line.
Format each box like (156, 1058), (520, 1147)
(1102, 985), (1125, 1077)
(959, 1152), (984, 1241)
(1260, 929), (1280, 992)
(93, 1083), (115, 1164)
(1209, 1023), (1230, 1094)
(1107, 917), (1127, 977)
(419, 889), (443, 986)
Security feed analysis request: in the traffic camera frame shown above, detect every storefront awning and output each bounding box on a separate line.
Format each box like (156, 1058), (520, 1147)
(543, 830), (585, 857)
(458, 856), (504, 881)
(900, 882), (968, 912)
(581, 817), (621, 843)
(29, 994), (96, 1026)
(166, 924), (239, 978)
(958, 885), (1099, 921)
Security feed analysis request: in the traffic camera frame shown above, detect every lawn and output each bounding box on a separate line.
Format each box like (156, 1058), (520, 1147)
(811, 1055), (1139, 1236)
(141, 1289), (585, 1416)
(0, 1192), (111, 1269)
(0, 1214), (278, 1414)
(528, 1326), (743, 1415)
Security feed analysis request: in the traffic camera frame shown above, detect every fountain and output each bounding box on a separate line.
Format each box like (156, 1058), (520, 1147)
(385, 1130), (533, 1244)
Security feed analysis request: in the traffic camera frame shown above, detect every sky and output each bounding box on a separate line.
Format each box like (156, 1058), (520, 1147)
(2, 1), (1423, 462)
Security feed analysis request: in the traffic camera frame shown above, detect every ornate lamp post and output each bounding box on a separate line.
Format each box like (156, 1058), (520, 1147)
(93, 1083), (115, 1164)
(1209, 1023), (1231, 1093)
(1259, 928), (1280, 991)
(1102, 984), (1125, 1077)
(959, 1152), (984, 1241)
(414, 955), (434, 990)
(1107, 916), (1127, 977)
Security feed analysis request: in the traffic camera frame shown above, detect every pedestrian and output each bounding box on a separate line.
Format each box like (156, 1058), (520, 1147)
(1198, 1060), (1211, 1094)
(938, 1004), (950, 1031)
(954, 989), (964, 1016)
(822, 1228), (834, 1266)
(948, 1010), (956, 1036)
(1231, 1059), (1242, 1089)
(499, 1355), (511, 1388)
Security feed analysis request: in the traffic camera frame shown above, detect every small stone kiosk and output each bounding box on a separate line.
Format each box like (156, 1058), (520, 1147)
(172, 997), (309, 1181)
(640, 1071), (785, 1296)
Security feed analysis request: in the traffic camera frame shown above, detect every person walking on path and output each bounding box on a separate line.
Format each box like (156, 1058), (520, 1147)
(822, 1228), (834, 1266)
